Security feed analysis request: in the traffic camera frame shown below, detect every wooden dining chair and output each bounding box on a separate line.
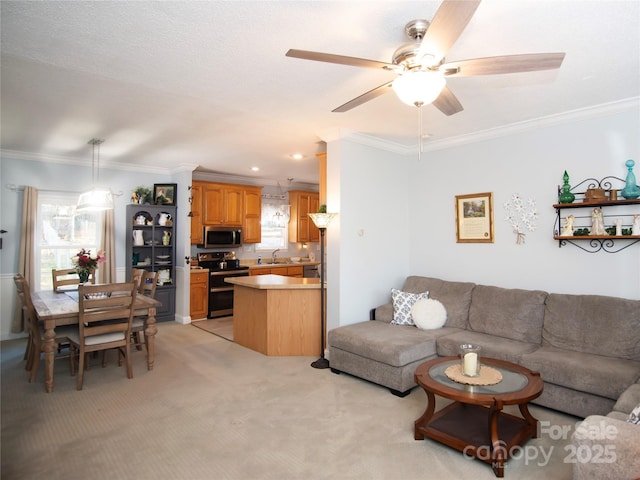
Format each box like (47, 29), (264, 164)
(67, 282), (137, 390)
(14, 274), (34, 364)
(14, 275), (76, 382)
(131, 270), (159, 352)
(52, 268), (95, 292)
(130, 268), (145, 291)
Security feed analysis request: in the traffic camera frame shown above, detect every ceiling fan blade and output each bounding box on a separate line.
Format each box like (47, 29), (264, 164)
(432, 86), (463, 116)
(332, 82), (394, 113)
(418, 0), (481, 66)
(441, 53), (566, 76)
(286, 49), (395, 70)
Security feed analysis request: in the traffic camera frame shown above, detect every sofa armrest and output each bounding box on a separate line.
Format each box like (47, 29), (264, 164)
(371, 303), (393, 323)
(571, 415), (640, 480)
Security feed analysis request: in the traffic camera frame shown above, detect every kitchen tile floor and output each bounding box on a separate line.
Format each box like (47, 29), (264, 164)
(192, 317), (233, 341)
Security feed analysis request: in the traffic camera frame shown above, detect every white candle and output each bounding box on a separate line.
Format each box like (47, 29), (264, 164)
(463, 352), (478, 376)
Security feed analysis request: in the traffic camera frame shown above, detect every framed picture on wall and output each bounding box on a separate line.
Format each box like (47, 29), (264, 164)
(455, 192), (494, 243)
(153, 183), (177, 206)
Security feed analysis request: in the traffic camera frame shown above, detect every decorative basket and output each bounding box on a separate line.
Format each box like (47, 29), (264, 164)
(584, 188), (606, 203)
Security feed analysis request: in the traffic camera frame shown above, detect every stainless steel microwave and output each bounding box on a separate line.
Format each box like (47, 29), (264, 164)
(201, 226), (242, 248)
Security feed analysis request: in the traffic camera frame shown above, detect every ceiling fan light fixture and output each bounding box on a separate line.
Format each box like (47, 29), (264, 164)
(392, 70), (446, 107)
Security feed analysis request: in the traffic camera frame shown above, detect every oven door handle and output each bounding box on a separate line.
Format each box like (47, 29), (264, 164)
(211, 286), (234, 293)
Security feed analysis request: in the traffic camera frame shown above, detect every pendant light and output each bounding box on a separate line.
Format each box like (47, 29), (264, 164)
(272, 180), (291, 227)
(77, 138), (114, 211)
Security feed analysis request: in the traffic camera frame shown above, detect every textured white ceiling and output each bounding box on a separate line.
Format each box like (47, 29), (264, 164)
(2, 0), (639, 184)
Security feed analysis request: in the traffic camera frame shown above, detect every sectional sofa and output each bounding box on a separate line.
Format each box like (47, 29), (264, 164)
(327, 275), (640, 478)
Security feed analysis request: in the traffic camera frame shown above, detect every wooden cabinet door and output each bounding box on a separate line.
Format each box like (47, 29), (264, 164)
(202, 183), (244, 226)
(190, 271), (209, 320)
(269, 266), (288, 276)
(251, 268), (272, 276)
(203, 184), (224, 225)
(308, 193), (320, 242)
(243, 186), (262, 243)
(298, 192), (311, 243)
(190, 182), (203, 244)
(288, 190), (320, 243)
(224, 186), (244, 226)
(287, 266), (303, 278)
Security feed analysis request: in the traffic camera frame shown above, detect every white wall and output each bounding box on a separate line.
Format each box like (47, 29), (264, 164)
(409, 108), (640, 299)
(325, 136), (411, 331)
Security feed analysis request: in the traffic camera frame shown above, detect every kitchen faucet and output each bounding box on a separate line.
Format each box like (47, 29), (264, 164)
(271, 249), (280, 264)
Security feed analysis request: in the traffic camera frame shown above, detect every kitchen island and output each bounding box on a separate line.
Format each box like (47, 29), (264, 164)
(225, 274), (321, 356)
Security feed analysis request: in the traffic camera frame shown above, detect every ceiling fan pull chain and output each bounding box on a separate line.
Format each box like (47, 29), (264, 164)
(418, 104), (424, 161)
(96, 140), (101, 184)
(91, 140), (96, 185)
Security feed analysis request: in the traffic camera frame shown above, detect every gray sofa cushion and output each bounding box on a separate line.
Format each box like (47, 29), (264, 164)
(468, 285), (548, 344)
(436, 330), (539, 364)
(401, 276), (475, 329)
(613, 383), (640, 414)
(520, 346), (640, 400)
(607, 411), (629, 421)
(571, 415), (640, 480)
(328, 321), (460, 367)
(542, 293), (640, 361)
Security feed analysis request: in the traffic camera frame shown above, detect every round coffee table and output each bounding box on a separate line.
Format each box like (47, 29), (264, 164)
(414, 356), (543, 478)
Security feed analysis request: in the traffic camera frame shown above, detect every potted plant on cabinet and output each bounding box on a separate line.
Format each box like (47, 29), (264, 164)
(132, 186), (152, 204)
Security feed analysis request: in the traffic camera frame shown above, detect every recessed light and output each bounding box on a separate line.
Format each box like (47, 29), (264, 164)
(251, 166), (260, 172)
(290, 153), (304, 160)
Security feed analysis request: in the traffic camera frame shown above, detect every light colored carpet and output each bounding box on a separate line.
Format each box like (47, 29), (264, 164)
(1, 323), (577, 480)
(192, 317), (234, 341)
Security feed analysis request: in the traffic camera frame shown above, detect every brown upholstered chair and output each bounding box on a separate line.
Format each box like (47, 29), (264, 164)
(67, 282), (137, 390)
(52, 268), (94, 293)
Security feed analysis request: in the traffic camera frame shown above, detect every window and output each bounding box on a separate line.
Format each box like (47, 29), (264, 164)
(256, 203), (289, 251)
(36, 192), (103, 291)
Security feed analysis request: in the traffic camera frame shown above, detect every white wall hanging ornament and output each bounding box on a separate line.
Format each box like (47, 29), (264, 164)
(503, 193), (538, 245)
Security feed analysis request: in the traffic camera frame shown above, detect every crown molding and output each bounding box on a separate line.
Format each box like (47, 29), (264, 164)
(192, 169), (317, 190)
(317, 127), (413, 155)
(319, 98), (640, 156)
(0, 148), (194, 175)
(420, 97), (640, 153)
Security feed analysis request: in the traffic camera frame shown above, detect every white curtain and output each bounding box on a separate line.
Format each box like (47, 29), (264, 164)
(12, 186), (38, 333)
(101, 209), (116, 283)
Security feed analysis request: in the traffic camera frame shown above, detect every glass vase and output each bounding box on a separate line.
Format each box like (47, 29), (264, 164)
(459, 344), (481, 377)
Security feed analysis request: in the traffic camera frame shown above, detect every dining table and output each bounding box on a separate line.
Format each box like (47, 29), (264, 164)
(31, 289), (161, 393)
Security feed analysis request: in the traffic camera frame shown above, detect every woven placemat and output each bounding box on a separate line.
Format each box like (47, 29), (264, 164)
(445, 364), (503, 386)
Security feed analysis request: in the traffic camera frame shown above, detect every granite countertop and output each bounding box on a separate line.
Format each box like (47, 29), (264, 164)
(225, 274), (321, 289)
(190, 267), (209, 273)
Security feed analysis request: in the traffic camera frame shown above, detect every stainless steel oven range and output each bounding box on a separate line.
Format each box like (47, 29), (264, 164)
(197, 252), (249, 318)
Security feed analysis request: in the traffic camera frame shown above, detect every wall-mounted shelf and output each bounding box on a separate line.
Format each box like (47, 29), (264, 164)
(553, 176), (640, 253)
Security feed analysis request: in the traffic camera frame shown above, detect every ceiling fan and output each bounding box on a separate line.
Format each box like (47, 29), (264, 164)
(286, 0), (565, 116)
